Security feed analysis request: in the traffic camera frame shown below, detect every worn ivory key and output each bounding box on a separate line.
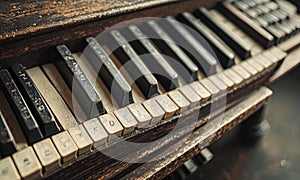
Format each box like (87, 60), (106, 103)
(33, 138), (61, 172)
(128, 104), (152, 128)
(168, 90), (190, 114)
(68, 125), (93, 155)
(83, 118), (108, 148)
(13, 147), (42, 180)
(51, 131), (78, 164)
(113, 107), (138, 135)
(155, 94), (179, 119)
(142, 98), (165, 125)
(99, 114), (123, 141)
(0, 157), (21, 180)
(27, 67), (78, 130)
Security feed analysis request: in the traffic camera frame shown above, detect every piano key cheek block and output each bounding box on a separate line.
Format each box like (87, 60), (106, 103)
(0, 0), (296, 179)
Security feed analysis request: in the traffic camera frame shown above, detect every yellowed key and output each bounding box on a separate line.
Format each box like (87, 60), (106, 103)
(128, 104), (152, 128)
(240, 61), (258, 76)
(232, 65), (251, 80)
(68, 125), (93, 155)
(200, 78), (220, 96)
(269, 47), (286, 61)
(262, 50), (278, 63)
(223, 69), (243, 87)
(99, 114), (123, 141)
(208, 75), (227, 91)
(33, 138), (61, 172)
(155, 94), (179, 119)
(216, 72), (234, 90)
(189, 82), (211, 104)
(114, 107), (138, 135)
(247, 58), (264, 73)
(168, 90), (190, 114)
(27, 67), (78, 130)
(179, 85), (201, 108)
(253, 54), (272, 69)
(83, 118), (108, 148)
(0, 157), (21, 180)
(142, 98), (165, 125)
(42, 63), (87, 122)
(51, 131), (78, 163)
(13, 147), (42, 180)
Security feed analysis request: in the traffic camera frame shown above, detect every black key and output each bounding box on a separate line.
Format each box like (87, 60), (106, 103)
(0, 69), (43, 144)
(84, 37), (133, 107)
(216, 2), (274, 48)
(160, 17), (218, 76)
(177, 12), (235, 69)
(142, 20), (199, 82)
(121, 25), (180, 91)
(0, 110), (17, 157)
(10, 64), (61, 137)
(55, 45), (106, 118)
(106, 29), (159, 98)
(0, 90), (27, 151)
(194, 7), (252, 59)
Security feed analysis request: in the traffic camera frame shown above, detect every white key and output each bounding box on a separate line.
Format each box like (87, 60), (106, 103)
(13, 147), (42, 180)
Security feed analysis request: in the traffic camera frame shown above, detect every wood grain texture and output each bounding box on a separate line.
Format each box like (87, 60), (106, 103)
(0, 0), (172, 43)
(0, 0), (217, 64)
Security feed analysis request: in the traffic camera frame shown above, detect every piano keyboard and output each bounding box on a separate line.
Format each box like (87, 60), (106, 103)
(0, 0), (295, 179)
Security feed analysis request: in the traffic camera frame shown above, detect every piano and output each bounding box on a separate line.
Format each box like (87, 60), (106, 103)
(0, 0), (299, 179)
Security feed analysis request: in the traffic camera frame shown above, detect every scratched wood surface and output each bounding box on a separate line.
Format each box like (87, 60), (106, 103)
(0, 0), (217, 65)
(0, 0), (172, 43)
